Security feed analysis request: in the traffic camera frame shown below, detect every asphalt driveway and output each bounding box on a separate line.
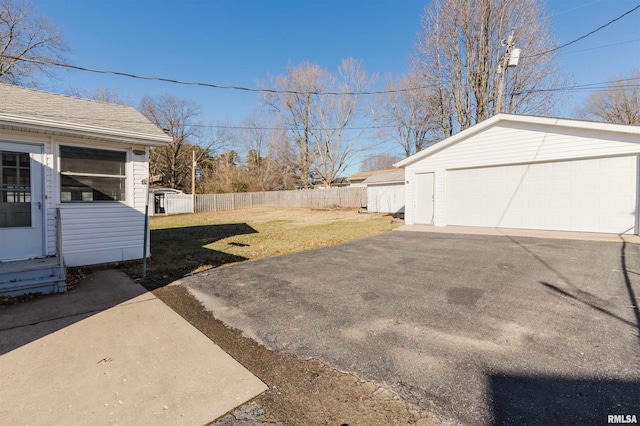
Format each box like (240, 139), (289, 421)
(177, 231), (640, 425)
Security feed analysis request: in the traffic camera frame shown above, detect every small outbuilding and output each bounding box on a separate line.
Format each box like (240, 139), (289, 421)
(396, 114), (640, 234)
(362, 169), (405, 214)
(0, 83), (172, 296)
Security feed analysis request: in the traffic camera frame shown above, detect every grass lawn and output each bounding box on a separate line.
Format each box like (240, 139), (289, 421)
(122, 207), (401, 283)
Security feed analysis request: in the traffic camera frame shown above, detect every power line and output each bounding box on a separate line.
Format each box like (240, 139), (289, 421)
(524, 3), (640, 58)
(552, 0), (605, 17)
(510, 77), (640, 96)
(561, 38), (640, 55)
(2, 1), (637, 98)
(0, 54), (434, 96)
(8, 77), (635, 130)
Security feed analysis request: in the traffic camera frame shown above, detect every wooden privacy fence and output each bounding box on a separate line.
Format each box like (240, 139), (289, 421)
(166, 194), (195, 214)
(195, 187), (367, 213)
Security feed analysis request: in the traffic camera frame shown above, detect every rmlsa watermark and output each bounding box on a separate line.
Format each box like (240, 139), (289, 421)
(608, 414), (638, 424)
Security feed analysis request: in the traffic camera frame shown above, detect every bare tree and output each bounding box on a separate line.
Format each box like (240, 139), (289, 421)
(575, 69), (640, 125)
(0, 0), (67, 85)
(263, 62), (321, 188)
(67, 85), (134, 106)
(264, 59), (376, 188)
(268, 128), (303, 190)
(412, 0), (562, 135)
(140, 94), (223, 192)
(360, 153), (400, 171)
(377, 71), (441, 156)
(239, 111), (289, 191)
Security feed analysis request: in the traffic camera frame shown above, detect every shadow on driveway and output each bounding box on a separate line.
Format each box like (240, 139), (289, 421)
(489, 374), (640, 425)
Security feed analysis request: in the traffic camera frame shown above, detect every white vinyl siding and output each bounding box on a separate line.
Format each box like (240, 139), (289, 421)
(416, 123), (640, 168)
(367, 183), (405, 213)
(132, 149), (149, 212)
(49, 138), (149, 266)
(59, 204), (145, 266)
(44, 140), (56, 256)
(403, 119), (640, 233)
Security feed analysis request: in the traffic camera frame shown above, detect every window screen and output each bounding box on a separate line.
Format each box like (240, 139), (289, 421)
(60, 146), (126, 202)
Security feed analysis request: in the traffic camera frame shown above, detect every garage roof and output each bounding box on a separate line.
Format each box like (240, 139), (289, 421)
(0, 83), (172, 146)
(395, 114), (640, 168)
(347, 168), (398, 183)
(362, 169), (405, 185)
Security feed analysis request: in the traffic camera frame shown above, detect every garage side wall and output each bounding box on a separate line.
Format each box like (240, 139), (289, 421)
(405, 122), (640, 227)
(367, 183), (405, 214)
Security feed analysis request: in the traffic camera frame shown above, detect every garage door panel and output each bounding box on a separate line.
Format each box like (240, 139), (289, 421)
(446, 156), (637, 233)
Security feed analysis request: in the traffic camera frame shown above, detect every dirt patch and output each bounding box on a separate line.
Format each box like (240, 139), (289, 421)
(65, 266), (91, 291)
(0, 291), (43, 309)
(152, 284), (453, 426)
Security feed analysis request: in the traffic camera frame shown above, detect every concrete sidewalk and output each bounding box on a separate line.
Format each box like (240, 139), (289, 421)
(0, 269), (266, 426)
(395, 224), (640, 243)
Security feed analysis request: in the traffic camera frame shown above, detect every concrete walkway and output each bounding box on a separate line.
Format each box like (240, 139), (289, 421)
(0, 269), (266, 426)
(395, 224), (640, 243)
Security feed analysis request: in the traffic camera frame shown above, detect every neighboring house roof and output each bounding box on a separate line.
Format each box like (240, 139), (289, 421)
(309, 176), (349, 187)
(347, 168), (398, 183)
(395, 113), (640, 168)
(362, 169), (405, 185)
(0, 83), (172, 146)
(331, 177), (350, 186)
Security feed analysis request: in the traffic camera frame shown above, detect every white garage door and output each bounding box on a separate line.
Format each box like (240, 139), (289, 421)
(446, 156), (638, 233)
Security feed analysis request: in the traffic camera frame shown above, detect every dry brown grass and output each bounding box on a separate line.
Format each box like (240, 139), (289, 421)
(123, 207), (400, 283)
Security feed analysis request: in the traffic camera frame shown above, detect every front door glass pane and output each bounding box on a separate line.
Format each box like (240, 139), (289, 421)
(0, 151), (31, 228)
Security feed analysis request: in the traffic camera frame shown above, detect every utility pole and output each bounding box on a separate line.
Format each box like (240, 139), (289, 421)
(191, 150), (196, 195)
(495, 29), (519, 115)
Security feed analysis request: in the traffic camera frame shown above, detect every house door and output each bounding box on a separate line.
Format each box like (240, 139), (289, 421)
(0, 142), (44, 261)
(415, 172), (434, 224)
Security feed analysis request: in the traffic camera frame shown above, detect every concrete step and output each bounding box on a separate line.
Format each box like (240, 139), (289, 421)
(0, 257), (66, 297)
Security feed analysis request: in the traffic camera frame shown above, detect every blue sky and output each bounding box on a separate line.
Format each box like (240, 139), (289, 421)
(34, 0), (640, 169)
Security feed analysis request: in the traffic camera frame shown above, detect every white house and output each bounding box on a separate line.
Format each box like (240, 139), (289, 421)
(0, 84), (172, 296)
(396, 114), (640, 234)
(362, 169), (405, 214)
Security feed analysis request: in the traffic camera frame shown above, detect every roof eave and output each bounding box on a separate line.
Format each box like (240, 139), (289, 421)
(395, 115), (503, 168)
(0, 113), (172, 146)
(366, 180), (405, 185)
(395, 114), (640, 168)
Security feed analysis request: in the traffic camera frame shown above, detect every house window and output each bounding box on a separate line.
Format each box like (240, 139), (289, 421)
(60, 146), (126, 202)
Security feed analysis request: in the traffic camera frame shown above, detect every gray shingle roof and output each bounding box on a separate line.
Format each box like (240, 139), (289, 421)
(0, 83), (170, 143)
(347, 168), (398, 182)
(362, 169), (405, 185)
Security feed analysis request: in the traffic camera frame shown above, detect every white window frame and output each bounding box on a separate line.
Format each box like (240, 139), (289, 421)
(58, 144), (130, 204)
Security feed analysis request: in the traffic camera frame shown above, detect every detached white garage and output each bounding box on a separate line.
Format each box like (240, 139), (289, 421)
(396, 114), (640, 235)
